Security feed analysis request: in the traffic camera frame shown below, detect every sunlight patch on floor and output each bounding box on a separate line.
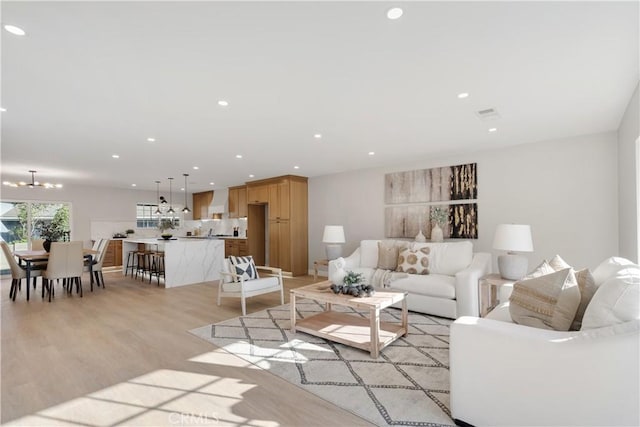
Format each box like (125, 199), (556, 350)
(4, 369), (279, 427)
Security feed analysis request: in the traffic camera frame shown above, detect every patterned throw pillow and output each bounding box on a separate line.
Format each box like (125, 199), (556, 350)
(396, 247), (430, 275)
(509, 268), (581, 331)
(229, 255), (259, 282)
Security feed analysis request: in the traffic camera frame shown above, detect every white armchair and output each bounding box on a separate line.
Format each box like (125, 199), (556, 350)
(218, 259), (284, 315)
(450, 258), (640, 426)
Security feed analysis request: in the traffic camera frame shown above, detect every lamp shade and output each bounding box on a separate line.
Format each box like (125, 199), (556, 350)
(493, 224), (533, 252)
(322, 225), (345, 244)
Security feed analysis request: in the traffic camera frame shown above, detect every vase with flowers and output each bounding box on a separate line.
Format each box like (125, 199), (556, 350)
(430, 206), (448, 242)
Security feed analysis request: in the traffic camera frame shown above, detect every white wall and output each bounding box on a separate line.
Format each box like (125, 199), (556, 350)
(309, 132), (619, 271)
(0, 184), (187, 245)
(617, 83), (640, 262)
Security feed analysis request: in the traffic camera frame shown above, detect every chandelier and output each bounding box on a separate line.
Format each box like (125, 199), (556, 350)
(3, 170), (63, 189)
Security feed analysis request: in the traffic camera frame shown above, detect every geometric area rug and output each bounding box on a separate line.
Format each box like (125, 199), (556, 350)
(189, 298), (454, 426)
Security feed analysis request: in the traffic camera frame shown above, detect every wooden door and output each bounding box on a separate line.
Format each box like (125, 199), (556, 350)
(238, 186), (248, 217)
(268, 180), (290, 220)
(268, 220), (291, 272)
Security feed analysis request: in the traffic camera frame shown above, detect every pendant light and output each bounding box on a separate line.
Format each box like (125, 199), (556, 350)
(167, 177), (175, 214)
(3, 170), (63, 189)
(182, 174), (191, 213)
(154, 181), (162, 215)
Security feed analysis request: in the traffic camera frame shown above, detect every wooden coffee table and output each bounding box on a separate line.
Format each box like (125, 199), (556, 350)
(290, 280), (408, 358)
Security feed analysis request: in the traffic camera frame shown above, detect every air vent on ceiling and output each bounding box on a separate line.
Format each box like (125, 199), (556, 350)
(475, 107), (501, 121)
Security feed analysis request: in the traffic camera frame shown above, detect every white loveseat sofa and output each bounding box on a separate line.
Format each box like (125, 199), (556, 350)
(450, 257), (640, 426)
(328, 240), (491, 319)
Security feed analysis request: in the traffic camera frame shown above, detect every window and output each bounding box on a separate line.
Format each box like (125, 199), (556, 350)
(1, 200), (71, 247)
(136, 203), (180, 229)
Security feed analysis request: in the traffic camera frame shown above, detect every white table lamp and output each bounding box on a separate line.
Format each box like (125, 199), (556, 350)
(493, 224), (534, 280)
(323, 225), (345, 260)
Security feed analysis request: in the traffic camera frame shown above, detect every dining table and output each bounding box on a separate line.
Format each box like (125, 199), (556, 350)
(13, 248), (99, 301)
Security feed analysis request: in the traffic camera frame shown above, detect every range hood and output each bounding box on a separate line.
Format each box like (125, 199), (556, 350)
(208, 188), (228, 218)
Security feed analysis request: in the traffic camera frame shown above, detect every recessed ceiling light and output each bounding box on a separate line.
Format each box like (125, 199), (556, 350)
(146, 137), (156, 142)
(112, 154), (120, 159)
(55, 184), (63, 188)
(387, 7), (403, 20)
(131, 184), (137, 187)
(488, 128), (497, 132)
(235, 154), (243, 159)
(4, 25), (26, 36)
(209, 182), (215, 186)
(180, 187), (185, 191)
(368, 151), (375, 156)
(294, 166), (300, 170)
(314, 133), (322, 139)
(457, 92), (469, 99)
(249, 174), (255, 178)
(193, 166), (199, 170)
(0, 108), (6, 112)
(218, 100), (229, 107)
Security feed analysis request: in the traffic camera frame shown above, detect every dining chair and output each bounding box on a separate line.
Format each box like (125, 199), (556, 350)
(42, 241), (84, 302)
(86, 239), (109, 289)
(1, 241), (43, 301)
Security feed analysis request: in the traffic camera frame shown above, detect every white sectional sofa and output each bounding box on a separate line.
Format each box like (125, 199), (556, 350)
(328, 240), (491, 319)
(450, 257), (640, 426)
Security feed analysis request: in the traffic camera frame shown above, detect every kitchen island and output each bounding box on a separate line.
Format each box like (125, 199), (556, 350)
(123, 238), (224, 288)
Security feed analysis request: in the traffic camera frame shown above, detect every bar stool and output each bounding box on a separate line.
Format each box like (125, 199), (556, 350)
(124, 251), (138, 277)
(134, 250), (153, 281)
(149, 251), (165, 286)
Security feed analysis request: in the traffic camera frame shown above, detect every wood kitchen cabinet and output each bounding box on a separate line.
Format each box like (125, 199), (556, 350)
(246, 175), (307, 276)
(247, 184), (269, 204)
(268, 219), (291, 272)
(228, 185), (248, 218)
(268, 179), (290, 220)
(224, 239), (248, 258)
(103, 239), (123, 267)
(192, 191), (213, 220)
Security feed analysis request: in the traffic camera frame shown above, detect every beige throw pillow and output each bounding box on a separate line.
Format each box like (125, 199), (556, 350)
(377, 241), (400, 270)
(509, 268), (581, 331)
(549, 254), (572, 271)
(525, 260), (556, 279)
(570, 268), (597, 331)
(396, 247), (430, 275)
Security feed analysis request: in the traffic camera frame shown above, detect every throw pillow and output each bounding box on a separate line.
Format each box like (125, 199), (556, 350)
(229, 255), (259, 282)
(377, 241), (399, 270)
(549, 254), (572, 271)
(396, 247), (430, 275)
(570, 268), (597, 331)
(525, 260), (556, 279)
(509, 268), (581, 331)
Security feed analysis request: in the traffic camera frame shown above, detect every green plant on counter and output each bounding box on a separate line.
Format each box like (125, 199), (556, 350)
(158, 218), (175, 232)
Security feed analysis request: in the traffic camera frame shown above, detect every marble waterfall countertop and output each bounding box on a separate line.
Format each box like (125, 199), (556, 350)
(122, 238), (224, 288)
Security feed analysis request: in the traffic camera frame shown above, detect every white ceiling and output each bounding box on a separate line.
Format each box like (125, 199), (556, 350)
(1, 1), (638, 193)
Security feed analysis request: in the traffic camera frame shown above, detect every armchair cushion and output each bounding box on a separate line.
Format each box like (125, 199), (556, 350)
(221, 276), (280, 293)
(582, 263), (640, 330)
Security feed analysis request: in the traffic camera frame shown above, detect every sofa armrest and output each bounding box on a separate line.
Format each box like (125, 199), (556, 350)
(450, 317), (640, 426)
(328, 247), (361, 284)
(454, 252), (491, 317)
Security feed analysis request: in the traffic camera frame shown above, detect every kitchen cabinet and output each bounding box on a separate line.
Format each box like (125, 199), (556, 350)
(224, 239), (248, 258)
(228, 185), (248, 218)
(268, 219), (291, 272)
(247, 184), (269, 204)
(268, 179), (290, 220)
(192, 191), (213, 220)
(246, 175), (307, 276)
(103, 239), (123, 267)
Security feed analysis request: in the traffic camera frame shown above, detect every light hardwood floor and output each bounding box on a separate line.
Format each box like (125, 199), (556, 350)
(1, 270), (373, 426)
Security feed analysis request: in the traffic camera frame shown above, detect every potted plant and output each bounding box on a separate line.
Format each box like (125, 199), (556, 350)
(125, 229), (134, 236)
(158, 218), (175, 240)
(330, 270), (374, 297)
(39, 223), (65, 252)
